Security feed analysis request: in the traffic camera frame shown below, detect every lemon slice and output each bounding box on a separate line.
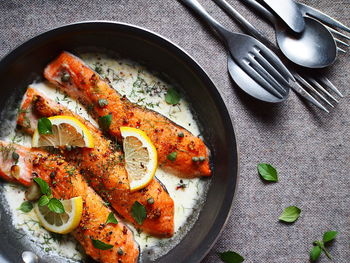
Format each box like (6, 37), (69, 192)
(32, 116), (94, 148)
(34, 196), (83, 234)
(120, 127), (158, 191)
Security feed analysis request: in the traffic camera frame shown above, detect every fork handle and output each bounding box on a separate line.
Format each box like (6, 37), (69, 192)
(213, 0), (267, 42)
(179, 0), (231, 43)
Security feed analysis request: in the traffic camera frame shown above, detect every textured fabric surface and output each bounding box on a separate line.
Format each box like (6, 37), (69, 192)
(0, 0), (349, 262)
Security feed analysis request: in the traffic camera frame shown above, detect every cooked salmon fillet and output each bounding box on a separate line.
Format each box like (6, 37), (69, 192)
(43, 51), (211, 178)
(17, 87), (174, 237)
(0, 141), (139, 263)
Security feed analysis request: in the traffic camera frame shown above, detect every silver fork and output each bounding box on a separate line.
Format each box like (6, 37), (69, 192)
(214, 0), (346, 113)
(296, 2), (350, 53)
(180, 0), (294, 100)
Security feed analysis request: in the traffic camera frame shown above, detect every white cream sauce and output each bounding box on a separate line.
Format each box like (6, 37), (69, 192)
(0, 52), (210, 261)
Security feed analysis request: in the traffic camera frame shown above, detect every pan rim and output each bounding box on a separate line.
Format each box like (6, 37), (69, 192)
(0, 20), (239, 263)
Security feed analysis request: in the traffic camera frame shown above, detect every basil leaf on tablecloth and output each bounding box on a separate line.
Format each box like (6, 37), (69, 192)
(278, 206), (301, 223)
(257, 163), (278, 182)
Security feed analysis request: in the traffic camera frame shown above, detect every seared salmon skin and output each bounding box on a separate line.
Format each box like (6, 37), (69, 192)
(0, 141), (139, 263)
(44, 51), (211, 178)
(17, 87), (174, 237)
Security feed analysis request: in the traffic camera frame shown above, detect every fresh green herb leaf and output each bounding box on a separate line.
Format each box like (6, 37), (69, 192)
(38, 118), (53, 135)
(19, 201), (33, 213)
(167, 152), (177, 162)
(106, 212), (118, 224)
(131, 201), (147, 225)
(165, 88), (181, 105)
(98, 114), (112, 131)
(278, 206), (301, 223)
(118, 247), (124, 255)
(257, 163), (278, 182)
(323, 231), (338, 243)
(38, 195), (50, 206)
(219, 251), (244, 263)
(98, 99), (108, 108)
(310, 245), (322, 261)
(311, 231), (338, 262)
(47, 198), (65, 214)
(91, 238), (114, 250)
(33, 177), (50, 195)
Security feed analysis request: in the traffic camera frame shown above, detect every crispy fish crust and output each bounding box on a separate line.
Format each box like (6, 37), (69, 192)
(44, 51), (211, 178)
(17, 87), (174, 237)
(0, 141), (139, 263)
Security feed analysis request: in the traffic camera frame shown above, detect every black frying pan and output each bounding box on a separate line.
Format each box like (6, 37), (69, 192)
(0, 22), (239, 263)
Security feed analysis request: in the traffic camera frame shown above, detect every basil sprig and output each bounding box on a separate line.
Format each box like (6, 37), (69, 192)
(310, 231), (338, 261)
(279, 206), (301, 223)
(38, 117), (53, 135)
(47, 198), (65, 214)
(19, 201), (33, 213)
(98, 114), (112, 131)
(33, 177), (51, 195)
(131, 201), (147, 225)
(257, 163), (278, 182)
(91, 238), (114, 250)
(106, 212), (118, 225)
(38, 195), (50, 206)
(310, 245), (322, 261)
(33, 177), (64, 214)
(219, 251), (244, 263)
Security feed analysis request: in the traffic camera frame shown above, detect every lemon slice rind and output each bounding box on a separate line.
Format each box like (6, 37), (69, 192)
(32, 115), (94, 148)
(34, 196), (83, 234)
(120, 127), (157, 192)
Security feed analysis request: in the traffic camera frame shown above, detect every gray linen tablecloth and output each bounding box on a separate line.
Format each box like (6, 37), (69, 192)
(1, 1), (349, 262)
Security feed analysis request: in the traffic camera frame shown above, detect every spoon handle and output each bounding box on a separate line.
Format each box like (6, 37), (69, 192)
(240, 0), (276, 24)
(179, 0), (230, 43)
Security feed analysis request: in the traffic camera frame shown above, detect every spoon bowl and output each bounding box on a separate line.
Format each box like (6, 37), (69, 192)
(276, 17), (337, 68)
(243, 0), (338, 68)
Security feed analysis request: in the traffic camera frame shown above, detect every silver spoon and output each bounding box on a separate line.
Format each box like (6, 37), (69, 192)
(242, 0), (337, 68)
(261, 0), (305, 33)
(180, 0), (293, 102)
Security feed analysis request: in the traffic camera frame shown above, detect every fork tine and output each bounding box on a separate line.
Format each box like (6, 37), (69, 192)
(251, 48), (290, 87)
(292, 81), (329, 113)
(240, 58), (284, 99)
(294, 74), (334, 108)
(256, 46), (295, 82)
(306, 77), (339, 103)
(335, 38), (350, 47)
(319, 77), (344, 97)
(299, 3), (350, 33)
(326, 25), (350, 40)
(337, 47), (346, 53)
(245, 55), (287, 95)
